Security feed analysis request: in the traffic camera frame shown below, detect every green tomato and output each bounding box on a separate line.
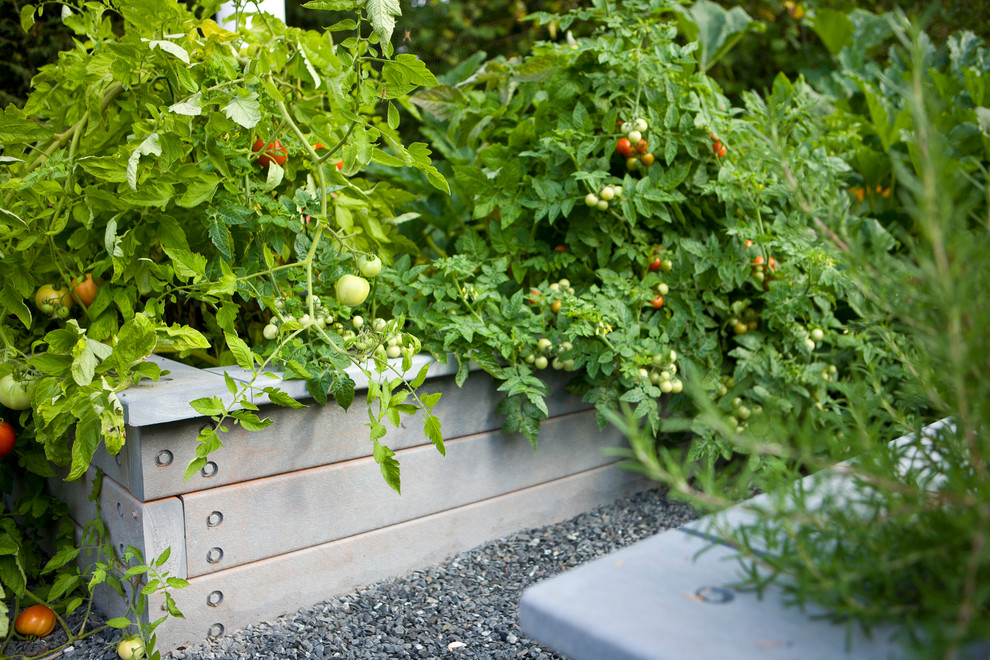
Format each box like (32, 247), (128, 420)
(262, 324), (278, 340)
(335, 275), (370, 307)
(358, 255), (383, 278)
(0, 374), (35, 410)
(117, 637), (145, 659)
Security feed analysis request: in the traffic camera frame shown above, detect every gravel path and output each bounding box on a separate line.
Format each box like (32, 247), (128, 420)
(9, 487), (697, 660)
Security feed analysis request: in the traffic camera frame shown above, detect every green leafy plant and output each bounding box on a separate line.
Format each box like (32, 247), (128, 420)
(379, 0), (907, 465)
(609, 12), (990, 659)
(1, 471), (185, 659)
(1, 0), (448, 647)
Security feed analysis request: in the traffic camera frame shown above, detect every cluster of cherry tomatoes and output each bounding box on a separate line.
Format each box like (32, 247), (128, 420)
(728, 306), (760, 335)
(637, 349), (682, 393)
(726, 396), (760, 434)
(523, 338), (575, 372)
(33, 274), (99, 319)
(584, 184), (623, 211)
(710, 133), (727, 159)
(744, 240), (778, 286)
(615, 117), (655, 170)
(253, 137), (345, 171)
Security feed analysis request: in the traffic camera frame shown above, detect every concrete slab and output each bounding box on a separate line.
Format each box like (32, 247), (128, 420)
(518, 419), (958, 660)
(180, 408), (628, 576)
(519, 528), (904, 660)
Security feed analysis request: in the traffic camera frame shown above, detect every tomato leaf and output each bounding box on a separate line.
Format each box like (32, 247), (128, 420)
(372, 440), (401, 494)
(365, 0), (401, 45)
(106, 617), (133, 629)
(162, 247), (207, 281)
(126, 133), (162, 191)
(424, 414), (444, 456)
(189, 396), (225, 417)
(222, 91), (261, 129)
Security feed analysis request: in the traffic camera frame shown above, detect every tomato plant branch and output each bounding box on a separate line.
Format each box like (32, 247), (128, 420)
(20, 82), (124, 175)
(267, 73), (329, 219)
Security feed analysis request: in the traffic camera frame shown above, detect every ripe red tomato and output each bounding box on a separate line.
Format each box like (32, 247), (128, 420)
(15, 604), (57, 638)
(336, 160), (344, 171)
(252, 138), (288, 168)
(715, 144), (727, 158)
(711, 140), (723, 154)
(768, 257), (778, 271)
(615, 138), (632, 157)
(648, 257), (662, 272)
(650, 296), (664, 309)
(752, 255), (765, 266)
(635, 139), (648, 154)
(0, 422), (14, 458)
(312, 142), (325, 150)
(554, 245), (566, 252)
(744, 239), (754, 248)
(70, 274), (99, 307)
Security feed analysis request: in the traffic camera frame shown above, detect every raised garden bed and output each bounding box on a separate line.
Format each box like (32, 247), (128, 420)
(48, 355), (651, 652)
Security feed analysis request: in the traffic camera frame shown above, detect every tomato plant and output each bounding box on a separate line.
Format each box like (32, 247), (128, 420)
(0, 421), (14, 457)
(14, 604), (57, 638)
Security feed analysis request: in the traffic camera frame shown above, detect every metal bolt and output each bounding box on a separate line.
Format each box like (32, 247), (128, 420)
(155, 450), (173, 467)
(208, 623), (225, 638)
(695, 586), (734, 604)
(206, 547), (224, 564)
(207, 511), (224, 528)
(201, 461), (219, 478)
(207, 591), (224, 607)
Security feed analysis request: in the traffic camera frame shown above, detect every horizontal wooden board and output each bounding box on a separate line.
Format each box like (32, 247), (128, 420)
(180, 408), (624, 577)
(49, 469), (186, 580)
(93, 367), (591, 502)
(145, 464), (652, 653)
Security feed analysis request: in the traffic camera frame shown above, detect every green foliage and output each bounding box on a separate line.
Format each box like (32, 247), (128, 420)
(613, 12), (990, 659)
(1, 472), (183, 659)
(379, 0), (908, 461)
(1, 0), (447, 649)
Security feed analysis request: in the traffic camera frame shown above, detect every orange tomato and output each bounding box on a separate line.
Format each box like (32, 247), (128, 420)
(70, 274), (99, 307)
(15, 604), (57, 638)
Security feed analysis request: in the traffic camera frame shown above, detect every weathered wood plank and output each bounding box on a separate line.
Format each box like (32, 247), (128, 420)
(48, 469), (186, 580)
(94, 367), (591, 502)
(146, 464), (652, 652)
(180, 408), (626, 576)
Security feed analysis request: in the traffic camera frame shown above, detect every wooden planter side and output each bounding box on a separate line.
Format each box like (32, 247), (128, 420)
(49, 354), (651, 652)
(91, 355), (592, 502)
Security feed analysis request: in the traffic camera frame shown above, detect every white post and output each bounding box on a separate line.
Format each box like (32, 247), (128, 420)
(217, 0), (286, 26)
